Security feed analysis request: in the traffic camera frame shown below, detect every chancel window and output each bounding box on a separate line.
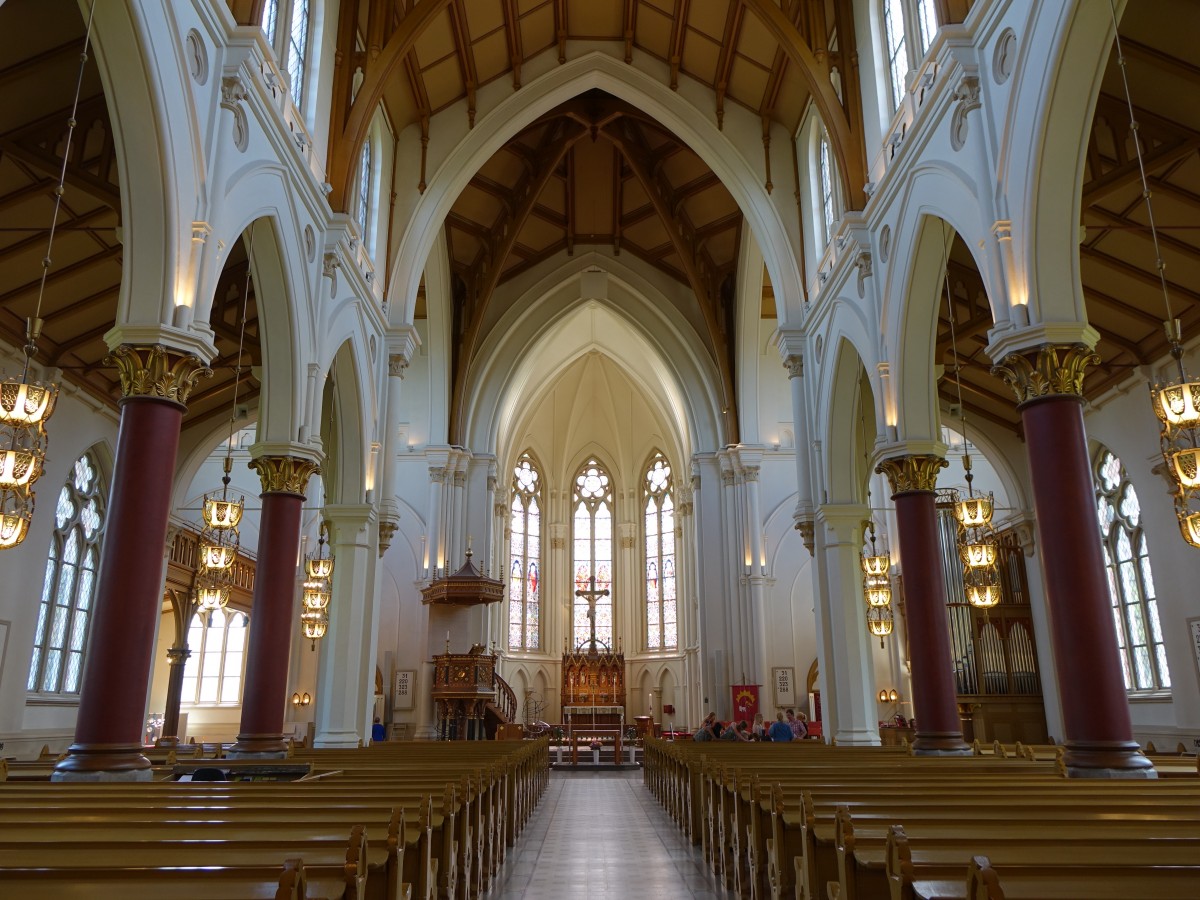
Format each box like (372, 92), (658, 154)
(644, 453), (677, 651)
(508, 453), (541, 651)
(27, 452), (106, 695)
(181, 608), (248, 705)
(572, 459), (613, 650)
(1095, 449), (1170, 692)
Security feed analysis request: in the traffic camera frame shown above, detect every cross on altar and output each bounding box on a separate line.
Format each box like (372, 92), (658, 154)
(574, 576), (610, 651)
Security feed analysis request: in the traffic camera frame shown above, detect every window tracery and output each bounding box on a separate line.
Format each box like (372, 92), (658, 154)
(508, 453), (541, 651)
(1094, 448), (1170, 692)
(644, 453), (677, 651)
(27, 452), (106, 695)
(572, 459), (613, 650)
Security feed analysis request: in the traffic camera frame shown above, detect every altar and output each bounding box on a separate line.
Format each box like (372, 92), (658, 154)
(563, 705), (625, 727)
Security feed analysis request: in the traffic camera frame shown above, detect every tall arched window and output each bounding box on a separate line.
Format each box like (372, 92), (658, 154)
(882, 0), (909, 110)
(357, 140), (372, 241)
(572, 459), (613, 650)
(644, 453), (677, 651)
(180, 608), (249, 705)
(508, 453), (541, 651)
(916, 0), (939, 54)
(27, 452), (106, 695)
(819, 131), (836, 244)
(1094, 448), (1171, 691)
(261, 0), (309, 108)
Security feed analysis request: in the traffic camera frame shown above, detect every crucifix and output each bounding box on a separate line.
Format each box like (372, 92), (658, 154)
(574, 576), (610, 651)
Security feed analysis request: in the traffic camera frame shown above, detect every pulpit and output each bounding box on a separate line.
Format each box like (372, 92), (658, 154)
(431, 647), (497, 740)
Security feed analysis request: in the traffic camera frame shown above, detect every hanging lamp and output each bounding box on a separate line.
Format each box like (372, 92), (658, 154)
(0, 4), (97, 547)
(1104, 7), (1200, 547)
(855, 369), (895, 643)
(941, 226), (1003, 611)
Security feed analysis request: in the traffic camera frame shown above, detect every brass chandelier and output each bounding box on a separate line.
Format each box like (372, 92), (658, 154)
(301, 521), (333, 649)
(1106, 12), (1200, 547)
(857, 375), (894, 646)
(0, 4), (98, 547)
(941, 224), (1002, 611)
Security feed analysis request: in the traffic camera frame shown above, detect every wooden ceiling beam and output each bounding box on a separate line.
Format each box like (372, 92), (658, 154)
(47, 322), (112, 364)
(565, 145), (576, 255)
(1081, 136), (1200, 207)
(0, 176), (56, 212)
(446, 212), (497, 241)
(713, 1), (744, 129)
(1084, 205), (1200, 268)
(555, 0), (567, 64)
(1081, 245), (1200, 308)
(612, 147), (623, 254)
(937, 386), (1020, 433)
(0, 138), (120, 209)
(667, 0), (691, 90)
(42, 283), (119, 323)
(0, 40), (80, 88)
(0, 244), (121, 308)
(184, 386), (262, 431)
(623, 0), (636, 63)
(1119, 38), (1200, 87)
(693, 211), (742, 240)
(1081, 283), (1171, 328)
(0, 205), (110, 264)
(448, 0), (478, 126)
(501, 0), (524, 89)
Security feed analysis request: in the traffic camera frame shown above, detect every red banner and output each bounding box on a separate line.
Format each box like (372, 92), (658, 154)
(731, 684), (760, 723)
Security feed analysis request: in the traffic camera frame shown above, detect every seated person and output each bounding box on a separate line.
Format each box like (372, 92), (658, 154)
(693, 712), (718, 742)
(767, 710), (793, 742)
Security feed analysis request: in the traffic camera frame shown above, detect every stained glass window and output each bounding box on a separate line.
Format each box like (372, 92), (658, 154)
(287, 0), (310, 109)
(1094, 448), (1170, 692)
(180, 608), (249, 705)
(573, 459), (614, 650)
(644, 453), (677, 650)
(819, 132), (836, 245)
(882, 0), (909, 111)
(508, 453), (541, 651)
(28, 452), (105, 695)
(357, 141), (372, 241)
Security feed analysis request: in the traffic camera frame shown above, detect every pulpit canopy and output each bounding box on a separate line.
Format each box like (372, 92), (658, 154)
(421, 550), (504, 607)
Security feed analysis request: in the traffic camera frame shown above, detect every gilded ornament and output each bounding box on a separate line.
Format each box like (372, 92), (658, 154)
(991, 343), (1099, 405)
(795, 519), (815, 553)
(108, 344), (212, 407)
(876, 454), (947, 495)
(250, 455), (321, 496)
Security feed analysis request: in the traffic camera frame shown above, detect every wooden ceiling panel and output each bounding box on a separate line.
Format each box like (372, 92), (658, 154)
(519, 5), (556, 56)
(572, 139), (614, 235)
(681, 32), (720, 86)
(634, 5), (672, 58)
(735, 12), (779, 67)
(704, 228), (737, 265)
(513, 213), (562, 251)
(477, 151), (526, 186)
(538, 177), (566, 215)
(728, 56), (771, 110)
(686, 3), (728, 38)
(452, 186), (506, 228)
(659, 148), (709, 187)
(414, 11), (458, 67)
(464, 1), (505, 35)
(640, 0), (674, 16)
(423, 56), (467, 114)
(566, 0), (623, 37)
(517, 0), (551, 15)
(471, 30), (510, 85)
(620, 215), (668, 248)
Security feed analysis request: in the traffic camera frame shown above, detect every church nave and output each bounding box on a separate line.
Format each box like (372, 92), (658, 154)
(489, 770), (726, 900)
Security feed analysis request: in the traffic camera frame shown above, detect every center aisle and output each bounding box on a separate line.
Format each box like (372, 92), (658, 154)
(488, 769), (728, 899)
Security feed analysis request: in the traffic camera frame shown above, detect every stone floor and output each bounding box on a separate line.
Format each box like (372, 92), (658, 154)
(487, 769), (729, 899)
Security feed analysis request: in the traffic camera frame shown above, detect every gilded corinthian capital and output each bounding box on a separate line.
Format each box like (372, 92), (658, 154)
(991, 343), (1099, 406)
(875, 454), (947, 495)
(249, 455), (321, 497)
(107, 344), (212, 407)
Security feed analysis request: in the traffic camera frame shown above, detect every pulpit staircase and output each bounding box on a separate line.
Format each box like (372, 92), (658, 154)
(484, 670), (517, 737)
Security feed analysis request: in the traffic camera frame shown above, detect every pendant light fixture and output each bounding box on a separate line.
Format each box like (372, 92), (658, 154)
(1105, 2), (1200, 546)
(856, 369), (894, 646)
(301, 521), (333, 649)
(191, 234), (255, 610)
(942, 227), (1001, 611)
(0, 3), (97, 547)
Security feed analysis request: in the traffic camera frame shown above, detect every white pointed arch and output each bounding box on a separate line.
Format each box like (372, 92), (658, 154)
(388, 51), (806, 330)
(823, 337), (881, 505)
(464, 253), (721, 461)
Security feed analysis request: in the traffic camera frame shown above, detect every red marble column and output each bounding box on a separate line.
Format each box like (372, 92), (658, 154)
(54, 346), (208, 780)
(229, 456), (318, 757)
(877, 455), (970, 755)
(996, 345), (1154, 777)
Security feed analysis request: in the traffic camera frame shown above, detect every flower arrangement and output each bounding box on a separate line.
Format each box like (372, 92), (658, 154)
(588, 740), (602, 750)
